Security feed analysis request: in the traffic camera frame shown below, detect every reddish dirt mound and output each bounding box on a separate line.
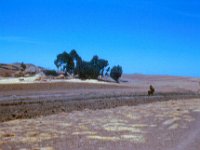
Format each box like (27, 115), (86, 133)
(0, 82), (125, 93)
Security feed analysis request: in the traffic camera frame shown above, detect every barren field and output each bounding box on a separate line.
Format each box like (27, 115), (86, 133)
(1, 99), (200, 150)
(0, 75), (200, 150)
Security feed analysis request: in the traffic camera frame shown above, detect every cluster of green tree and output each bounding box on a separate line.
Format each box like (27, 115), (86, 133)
(54, 50), (123, 83)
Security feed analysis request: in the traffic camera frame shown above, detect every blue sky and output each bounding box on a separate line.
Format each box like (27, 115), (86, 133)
(1, 0), (200, 76)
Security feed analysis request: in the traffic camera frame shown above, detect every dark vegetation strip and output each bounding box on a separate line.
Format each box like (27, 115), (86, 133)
(0, 92), (198, 106)
(0, 93), (200, 122)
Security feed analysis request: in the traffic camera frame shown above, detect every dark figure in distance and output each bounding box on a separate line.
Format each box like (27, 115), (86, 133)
(148, 85), (155, 96)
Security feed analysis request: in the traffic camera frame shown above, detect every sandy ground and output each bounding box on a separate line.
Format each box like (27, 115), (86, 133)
(0, 75), (200, 149)
(0, 75), (115, 85)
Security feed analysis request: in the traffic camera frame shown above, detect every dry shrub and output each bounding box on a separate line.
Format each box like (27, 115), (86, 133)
(3, 72), (11, 77)
(14, 71), (24, 77)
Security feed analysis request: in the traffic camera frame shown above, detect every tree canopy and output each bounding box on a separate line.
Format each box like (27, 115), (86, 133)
(54, 50), (123, 82)
(90, 55), (109, 76)
(54, 51), (74, 75)
(110, 65), (123, 83)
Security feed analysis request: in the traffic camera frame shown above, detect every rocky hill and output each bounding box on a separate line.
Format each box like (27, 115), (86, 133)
(0, 63), (44, 77)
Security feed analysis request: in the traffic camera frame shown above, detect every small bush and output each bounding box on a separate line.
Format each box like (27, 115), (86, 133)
(44, 70), (58, 76)
(14, 71), (24, 77)
(148, 85), (155, 96)
(110, 65), (123, 83)
(20, 62), (26, 71)
(3, 72), (10, 77)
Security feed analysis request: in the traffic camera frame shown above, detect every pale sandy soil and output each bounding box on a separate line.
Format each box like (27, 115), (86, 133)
(0, 75), (113, 85)
(0, 98), (200, 150)
(0, 75), (41, 84)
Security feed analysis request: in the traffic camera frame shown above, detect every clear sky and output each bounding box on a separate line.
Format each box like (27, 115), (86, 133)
(1, 0), (200, 77)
